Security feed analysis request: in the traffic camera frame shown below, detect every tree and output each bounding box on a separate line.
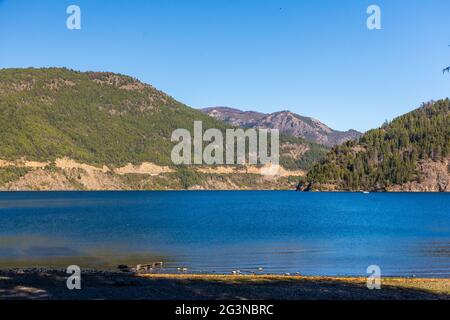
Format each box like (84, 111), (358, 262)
(443, 45), (450, 74)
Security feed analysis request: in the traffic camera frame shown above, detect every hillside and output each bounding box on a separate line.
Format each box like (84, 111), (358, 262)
(0, 68), (223, 166)
(304, 100), (450, 192)
(202, 107), (361, 147)
(0, 68), (326, 190)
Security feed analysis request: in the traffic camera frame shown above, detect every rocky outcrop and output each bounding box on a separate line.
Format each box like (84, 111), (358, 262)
(387, 158), (450, 192)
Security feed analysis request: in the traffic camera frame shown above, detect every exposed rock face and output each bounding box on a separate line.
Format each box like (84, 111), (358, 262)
(201, 107), (361, 147)
(4, 169), (78, 191)
(388, 158), (450, 192)
(0, 158), (303, 191)
(114, 162), (173, 176)
(255, 111), (361, 147)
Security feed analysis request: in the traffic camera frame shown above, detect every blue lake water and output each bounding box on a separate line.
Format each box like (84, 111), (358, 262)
(0, 191), (449, 277)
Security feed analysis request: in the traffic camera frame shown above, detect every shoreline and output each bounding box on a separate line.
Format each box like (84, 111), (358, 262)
(1, 268), (449, 300)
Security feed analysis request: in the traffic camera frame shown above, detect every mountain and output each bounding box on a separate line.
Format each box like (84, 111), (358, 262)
(0, 68), (223, 167)
(0, 68), (327, 190)
(201, 107), (266, 127)
(304, 100), (450, 192)
(201, 107), (362, 147)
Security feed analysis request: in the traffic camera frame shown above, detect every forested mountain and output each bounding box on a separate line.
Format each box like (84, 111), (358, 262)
(305, 100), (450, 191)
(2, 68), (447, 192)
(0, 68), (224, 166)
(202, 107), (361, 147)
(0, 68), (324, 190)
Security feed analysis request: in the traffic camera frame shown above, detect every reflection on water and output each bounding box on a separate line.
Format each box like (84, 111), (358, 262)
(0, 235), (167, 270)
(0, 191), (449, 277)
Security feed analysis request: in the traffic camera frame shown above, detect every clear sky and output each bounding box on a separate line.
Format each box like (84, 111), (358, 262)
(0, 0), (449, 132)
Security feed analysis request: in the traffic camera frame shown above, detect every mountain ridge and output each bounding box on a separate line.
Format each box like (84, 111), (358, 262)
(201, 107), (362, 147)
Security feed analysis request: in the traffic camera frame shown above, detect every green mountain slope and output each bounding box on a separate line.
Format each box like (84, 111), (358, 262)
(0, 68), (229, 166)
(305, 100), (450, 191)
(0, 68), (328, 190)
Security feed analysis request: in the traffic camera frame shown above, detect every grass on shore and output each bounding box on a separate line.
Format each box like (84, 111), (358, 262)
(0, 270), (448, 300)
(140, 274), (450, 296)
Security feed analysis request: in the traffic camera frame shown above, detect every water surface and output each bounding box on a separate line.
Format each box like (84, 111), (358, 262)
(0, 191), (449, 277)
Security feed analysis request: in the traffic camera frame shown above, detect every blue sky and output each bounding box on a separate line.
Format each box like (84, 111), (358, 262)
(0, 0), (449, 131)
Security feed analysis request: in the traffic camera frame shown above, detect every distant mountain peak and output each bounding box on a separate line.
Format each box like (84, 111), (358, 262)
(200, 106), (267, 128)
(201, 106), (361, 146)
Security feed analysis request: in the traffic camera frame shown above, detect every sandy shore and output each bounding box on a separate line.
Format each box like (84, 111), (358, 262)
(0, 269), (449, 300)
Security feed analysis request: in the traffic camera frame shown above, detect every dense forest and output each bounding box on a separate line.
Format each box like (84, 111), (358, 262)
(306, 99), (450, 191)
(0, 68), (326, 170)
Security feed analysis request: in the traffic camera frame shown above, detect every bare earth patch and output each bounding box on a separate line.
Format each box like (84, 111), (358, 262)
(197, 165), (305, 177)
(3, 169), (77, 191)
(114, 162), (174, 176)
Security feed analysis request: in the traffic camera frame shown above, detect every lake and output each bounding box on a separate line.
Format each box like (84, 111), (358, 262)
(0, 191), (449, 277)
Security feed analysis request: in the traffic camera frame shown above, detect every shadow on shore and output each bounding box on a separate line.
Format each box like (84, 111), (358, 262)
(0, 270), (449, 300)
